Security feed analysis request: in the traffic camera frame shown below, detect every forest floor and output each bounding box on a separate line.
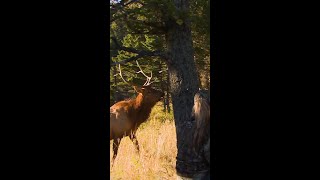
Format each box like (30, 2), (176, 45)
(110, 103), (177, 180)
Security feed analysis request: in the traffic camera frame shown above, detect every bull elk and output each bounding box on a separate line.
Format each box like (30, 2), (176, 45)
(110, 62), (164, 166)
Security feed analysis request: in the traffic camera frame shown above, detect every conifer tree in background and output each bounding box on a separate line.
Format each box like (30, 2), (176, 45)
(110, 0), (210, 178)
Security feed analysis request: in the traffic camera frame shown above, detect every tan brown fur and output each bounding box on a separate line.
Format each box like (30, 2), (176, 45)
(110, 85), (164, 165)
(192, 90), (210, 153)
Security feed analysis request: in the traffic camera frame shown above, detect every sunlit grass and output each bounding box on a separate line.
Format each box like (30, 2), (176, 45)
(110, 103), (177, 180)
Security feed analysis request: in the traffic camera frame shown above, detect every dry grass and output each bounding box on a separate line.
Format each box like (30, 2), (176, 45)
(110, 103), (177, 180)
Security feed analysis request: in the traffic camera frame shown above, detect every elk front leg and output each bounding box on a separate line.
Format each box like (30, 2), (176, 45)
(111, 137), (122, 167)
(130, 133), (140, 153)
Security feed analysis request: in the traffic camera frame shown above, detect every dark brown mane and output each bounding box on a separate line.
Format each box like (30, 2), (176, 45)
(192, 90), (210, 153)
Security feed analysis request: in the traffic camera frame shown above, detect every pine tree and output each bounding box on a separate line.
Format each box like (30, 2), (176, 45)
(109, 0), (210, 177)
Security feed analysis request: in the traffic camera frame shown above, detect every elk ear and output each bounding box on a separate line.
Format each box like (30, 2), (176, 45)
(133, 86), (140, 93)
(140, 87), (146, 93)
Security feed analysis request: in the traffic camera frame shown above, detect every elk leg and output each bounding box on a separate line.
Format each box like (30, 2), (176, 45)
(111, 138), (122, 167)
(130, 133), (140, 153)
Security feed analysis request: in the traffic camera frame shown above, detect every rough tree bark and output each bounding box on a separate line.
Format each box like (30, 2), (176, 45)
(159, 61), (166, 112)
(166, 69), (171, 113)
(164, 0), (210, 178)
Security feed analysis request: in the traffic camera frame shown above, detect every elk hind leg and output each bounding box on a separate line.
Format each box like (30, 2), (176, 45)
(130, 133), (140, 153)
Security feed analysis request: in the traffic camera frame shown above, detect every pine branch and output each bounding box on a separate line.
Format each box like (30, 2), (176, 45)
(110, 37), (169, 66)
(110, 0), (143, 23)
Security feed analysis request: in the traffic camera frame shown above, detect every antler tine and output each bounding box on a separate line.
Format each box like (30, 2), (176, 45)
(145, 71), (153, 85)
(136, 60), (152, 86)
(118, 64), (133, 86)
(149, 71), (152, 83)
(143, 72), (152, 86)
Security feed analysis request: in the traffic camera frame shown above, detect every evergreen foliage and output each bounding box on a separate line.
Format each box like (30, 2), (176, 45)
(110, 0), (210, 104)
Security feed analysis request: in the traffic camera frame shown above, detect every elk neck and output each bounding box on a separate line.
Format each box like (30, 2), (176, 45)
(132, 93), (154, 124)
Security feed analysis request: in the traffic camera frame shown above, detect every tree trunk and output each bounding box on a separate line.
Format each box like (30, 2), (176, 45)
(159, 61), (166, 112)
(165, 0), (209, 178)
(166, 67), (171, 113)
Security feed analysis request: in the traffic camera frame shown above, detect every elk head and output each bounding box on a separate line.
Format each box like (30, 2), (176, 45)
(118, 61), (165, 102)
(133, 85), (164, 105)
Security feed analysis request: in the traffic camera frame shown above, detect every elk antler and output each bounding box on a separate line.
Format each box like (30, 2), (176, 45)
(136, 60), (153, 86)
(118, 64), (135, 86)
